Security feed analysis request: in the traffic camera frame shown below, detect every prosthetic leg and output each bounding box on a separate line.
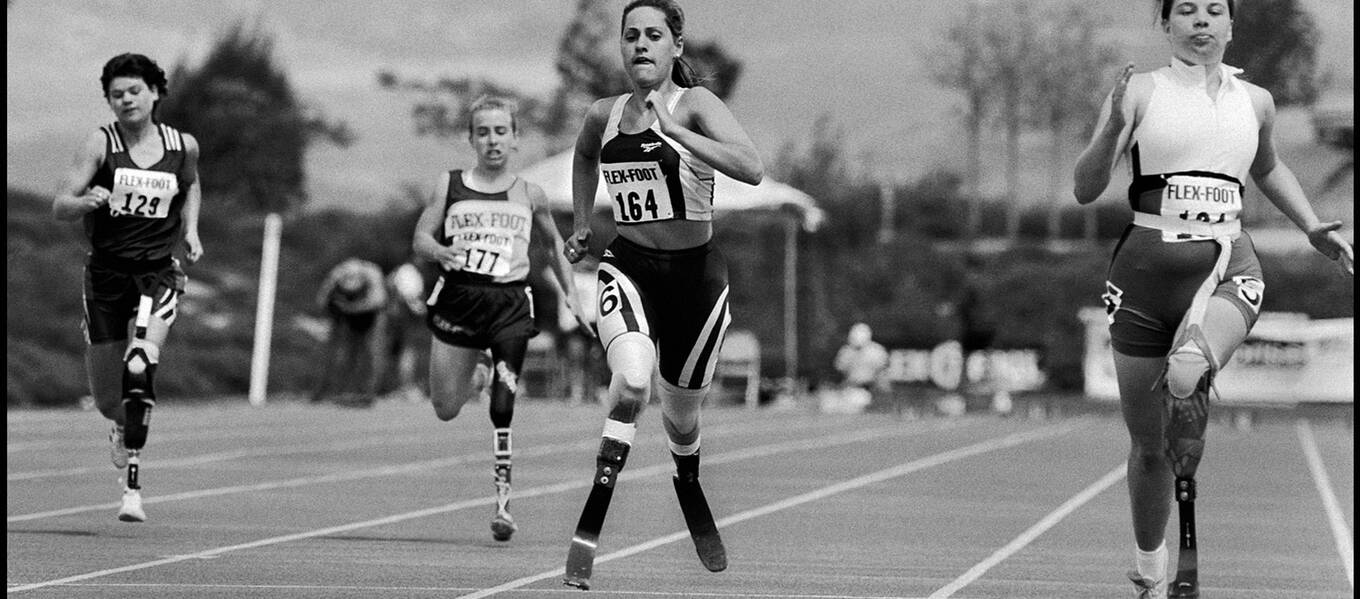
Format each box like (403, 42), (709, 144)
(1163, 325), (1216, 599)
(564, 430), (632, 590)
(490, 427), (516, 541)
(118, 297), (158, 523)
(672, 449), (727, 572)
(660, 379), (727, 573)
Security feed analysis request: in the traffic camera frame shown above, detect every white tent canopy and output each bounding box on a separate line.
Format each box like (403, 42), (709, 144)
(518, 150), (824, 385)
(518, 150), (824, 231)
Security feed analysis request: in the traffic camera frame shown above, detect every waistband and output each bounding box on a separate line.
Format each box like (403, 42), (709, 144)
(436, 273), (528, 289)
(1132, 212), (1241, 239)
(610, 234), (714, 259)
(88, 252), (174, 273)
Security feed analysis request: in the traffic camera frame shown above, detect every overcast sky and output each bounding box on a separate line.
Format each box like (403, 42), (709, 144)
(7, 0), (1353, 212)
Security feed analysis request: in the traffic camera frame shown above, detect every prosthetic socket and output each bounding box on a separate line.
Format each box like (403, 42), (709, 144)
(595, 437), (631, 489)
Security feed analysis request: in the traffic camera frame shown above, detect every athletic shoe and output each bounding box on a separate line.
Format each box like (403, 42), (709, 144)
(1128, 571), (1166, 599)
(490, 509), (517, 541)
(109, 426), (128, 469)
(117, 488), (146, 523)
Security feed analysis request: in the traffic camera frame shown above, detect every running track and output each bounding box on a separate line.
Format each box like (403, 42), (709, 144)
(7, 399), (1353, 598)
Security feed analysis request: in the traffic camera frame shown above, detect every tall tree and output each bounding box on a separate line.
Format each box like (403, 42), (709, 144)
(929, 0), (989, 240)
(1223, 0), (1318, 106)
(981, 3), (1041, 240)
(1030, 5), (1122, 240)
(158, 22), (351, 213)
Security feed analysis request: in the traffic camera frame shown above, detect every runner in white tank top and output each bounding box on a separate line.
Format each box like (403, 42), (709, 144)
(1073, 2), (1353, 597)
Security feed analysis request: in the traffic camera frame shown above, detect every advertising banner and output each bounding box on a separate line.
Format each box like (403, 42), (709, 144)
(1079, 308), (1354, 404)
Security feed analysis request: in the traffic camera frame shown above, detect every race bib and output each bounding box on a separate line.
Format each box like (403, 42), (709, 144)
(1158, 174), (1241, 241)
(443, 201), (530, 278)
(602, 161), (673, 224)
(109, 167), (178, 218)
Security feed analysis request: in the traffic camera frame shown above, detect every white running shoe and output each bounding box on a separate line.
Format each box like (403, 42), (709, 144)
(118, 488), (146, 523)
(1128, 571), (1166, 599)
(490, 509), (517, 541)
(110, 426), (128, 469)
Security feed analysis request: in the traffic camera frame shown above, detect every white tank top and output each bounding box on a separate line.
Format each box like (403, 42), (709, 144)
(1127, 60), (1259, 241)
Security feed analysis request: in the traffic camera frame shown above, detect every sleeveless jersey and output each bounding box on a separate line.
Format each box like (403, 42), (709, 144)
(599, 89), (715, 225)
(84, 122), (191, 261)
(1126, 61), (1258, 242)
(436, 170), (536, 284)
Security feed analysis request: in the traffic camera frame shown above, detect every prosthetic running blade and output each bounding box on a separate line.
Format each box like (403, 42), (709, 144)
(673, 475), (727, 572)
(563, 483), (615, 589)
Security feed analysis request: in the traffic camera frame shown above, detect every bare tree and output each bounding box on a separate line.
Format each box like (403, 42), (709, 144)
(1030, 5), (1122, 240)
(929, 0), (989, 240)
(980, 3), (1041, 240)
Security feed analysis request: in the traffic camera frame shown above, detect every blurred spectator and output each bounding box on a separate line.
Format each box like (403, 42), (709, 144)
(830, 322), (888, 412)
(312, 258), (387, 407)
(380, 260), (430, 402)
(958, 253), (996, 355)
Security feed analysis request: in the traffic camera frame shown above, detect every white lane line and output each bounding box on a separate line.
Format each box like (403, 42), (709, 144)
(928, 462), (1128, 598)
(5, 420), (391, 452)
(455, 420), (1089, 599)
(6, 438), (592, 523)
(15, 583), (929, 598)
(6, 418), (960, 593)
(5, 415), (916, 523)
(1296, 419), (1354, 589)
(7, 431), (470, 481)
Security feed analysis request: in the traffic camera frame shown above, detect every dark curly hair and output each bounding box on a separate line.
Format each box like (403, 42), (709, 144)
(99, 53), (168, 99)
(1158, 0), (1235, 22)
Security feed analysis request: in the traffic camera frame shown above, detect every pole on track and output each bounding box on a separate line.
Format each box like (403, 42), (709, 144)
(248, 212), (283, 406)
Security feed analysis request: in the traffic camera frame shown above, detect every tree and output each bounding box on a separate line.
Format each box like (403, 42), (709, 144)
(158, 21), (351, 214)
(980, 3), (1041, 240)
(934, 2), (1122, 242)
(1030, 5), (1121, 240)
(929, 1), (988, 240)
(1223, 0), (1318, 106)
(380, 0), (744, 151)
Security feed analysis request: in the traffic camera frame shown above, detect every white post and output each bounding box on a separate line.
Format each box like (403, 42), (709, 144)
(877, 180), (895, 245)
(783, 214), (798, 385)
(248, 212), (283, 406)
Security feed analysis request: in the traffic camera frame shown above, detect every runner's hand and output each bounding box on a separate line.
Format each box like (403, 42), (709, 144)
(183, 230), (203, 264)
(86, 186), (112, 214)
(645, 90), (678, 136)
(565, 229), (590, 264)
(1106, 63), (1135, 133)
(564, 289), (596, 338)
(434, 244), (465, 272)
(1307, 221), (1355, 275)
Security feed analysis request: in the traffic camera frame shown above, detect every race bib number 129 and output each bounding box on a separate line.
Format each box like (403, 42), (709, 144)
(110, 167), (178, 218)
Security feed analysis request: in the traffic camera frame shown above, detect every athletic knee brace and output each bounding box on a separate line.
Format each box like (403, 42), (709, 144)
(607, 333), (654, 393)
(658, 378), (706, 445)
(122, 348), (156, 450)
(594, 437), (631, 489)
